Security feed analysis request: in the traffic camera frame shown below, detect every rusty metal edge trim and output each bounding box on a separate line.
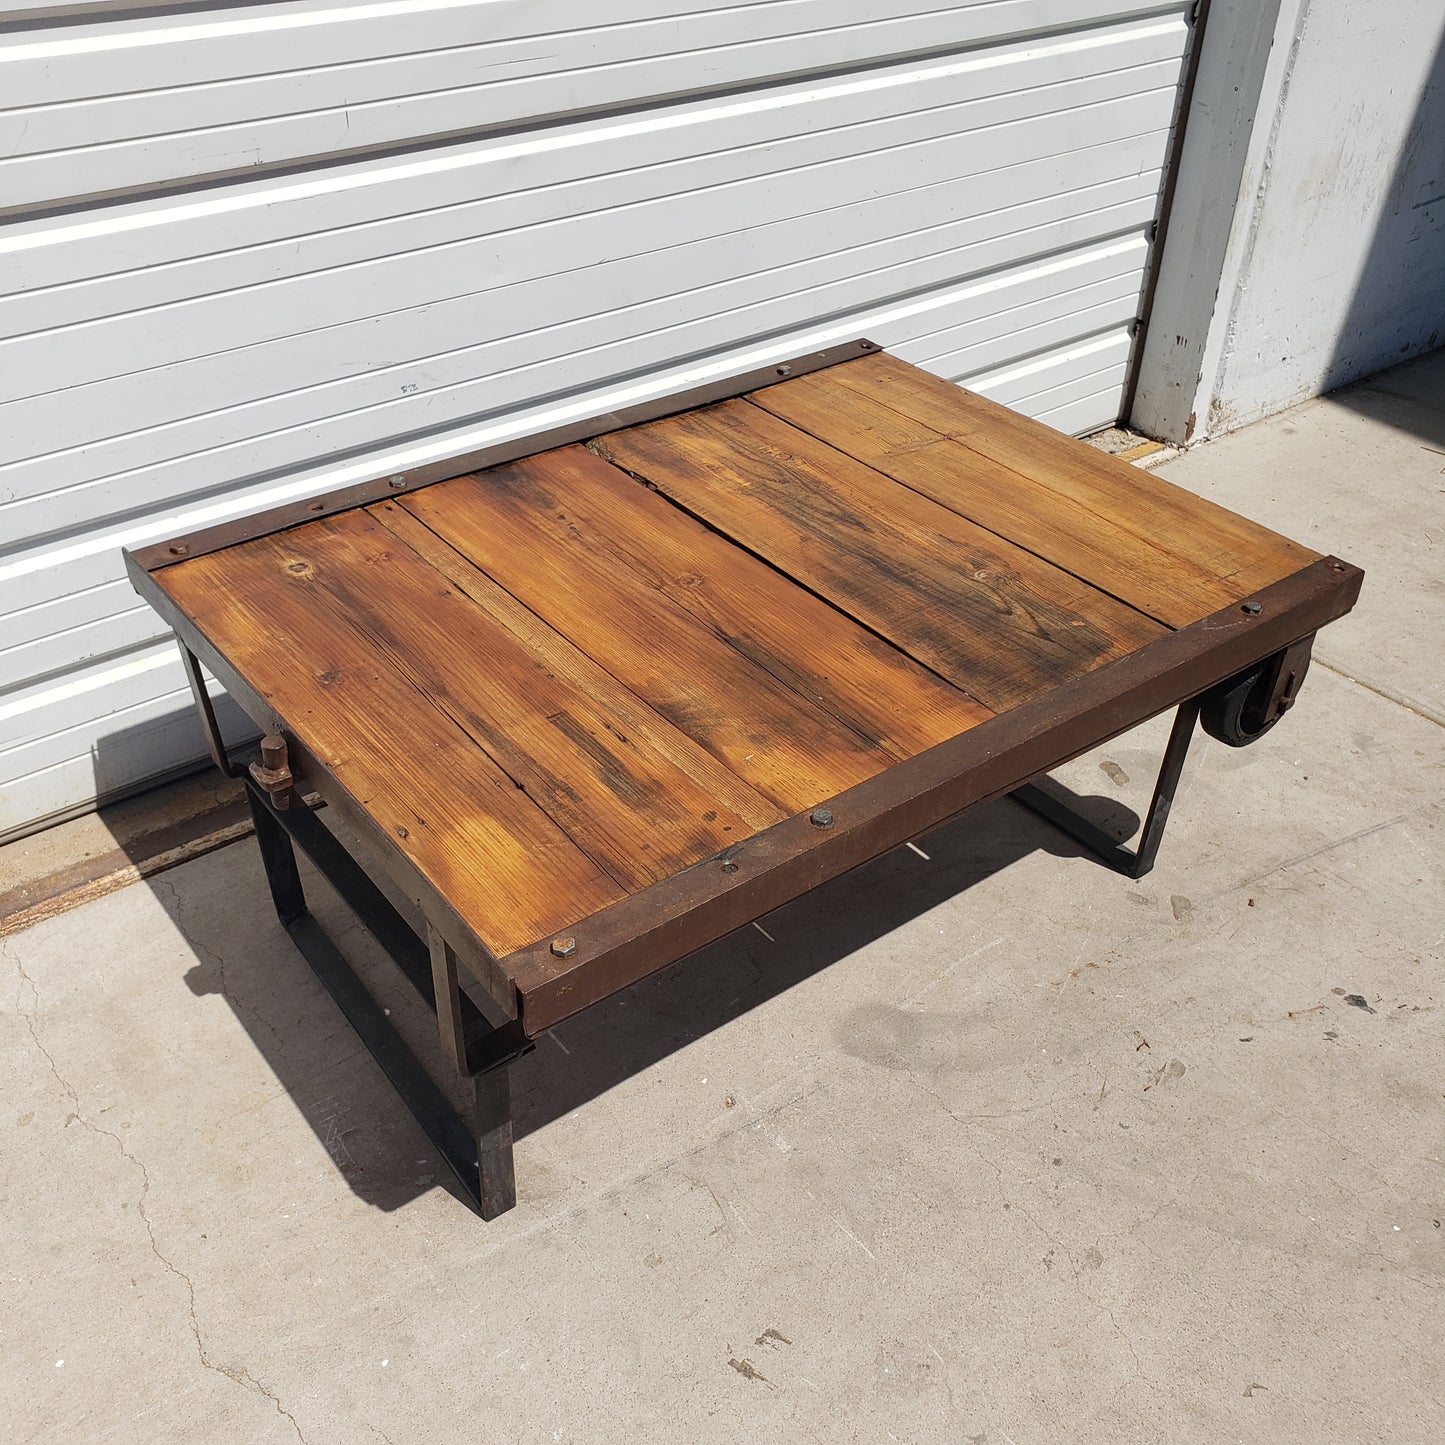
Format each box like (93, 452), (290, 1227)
(122, 550), (519, 1024)
(126, 339), (883, 574)
(507, 558), (1363, 1034)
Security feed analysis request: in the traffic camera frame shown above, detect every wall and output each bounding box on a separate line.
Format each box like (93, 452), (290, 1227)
(1133, 0), (1445, 442)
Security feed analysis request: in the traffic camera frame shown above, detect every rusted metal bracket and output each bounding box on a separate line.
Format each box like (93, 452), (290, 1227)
(1200, 633), (1316, 747)
(248, 734), (294, 809)
(1251, 634), (1314, 728)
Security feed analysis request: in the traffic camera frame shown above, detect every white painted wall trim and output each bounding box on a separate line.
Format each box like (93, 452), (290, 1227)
(1129, 0), (1297, 443)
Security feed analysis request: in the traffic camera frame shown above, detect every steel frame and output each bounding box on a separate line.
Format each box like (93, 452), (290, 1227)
(129, 339), (883, 575)
(1011, 698), (1201, 880)
(239, 755), (531, 1219)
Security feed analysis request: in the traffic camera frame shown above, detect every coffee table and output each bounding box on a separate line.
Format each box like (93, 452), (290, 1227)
(126, 341), (1362, 1218)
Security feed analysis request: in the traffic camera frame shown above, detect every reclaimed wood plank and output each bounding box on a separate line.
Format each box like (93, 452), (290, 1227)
(431, 443), (992, 757)
(368, 498), (784, 832)
(820, 352), (1317, 595)
(402, 455), (895, 814)
(157, 536), (625, 957)
(748, 368), (1232, 626)
(594, 400), (1165, 711)
(248, 510), (760, 890)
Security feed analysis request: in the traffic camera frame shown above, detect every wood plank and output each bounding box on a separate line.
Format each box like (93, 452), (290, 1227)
(368, 498), (784, 832)
(748, 368), (1236, 627)
(402, 455), (895, 814)
(157, 535), (626, 958)
(594, 400), (1165, 711)
(506, 556), (1364, 1032)
(821, 352), (1317, 595)
(410, 443), (991, 759)
(244, 510), (760, 890)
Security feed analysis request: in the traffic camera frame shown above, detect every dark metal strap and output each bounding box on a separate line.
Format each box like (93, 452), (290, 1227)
(1011, 699), (1201, 880)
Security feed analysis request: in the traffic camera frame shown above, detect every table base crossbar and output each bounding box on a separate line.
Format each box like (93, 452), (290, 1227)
(243, 779), (530, 1219)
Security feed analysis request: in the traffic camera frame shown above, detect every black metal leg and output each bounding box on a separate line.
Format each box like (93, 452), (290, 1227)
(246, 783), (306, 926)
(240, 776), (531, 1218)
(177, 642), (240, 778)
(474, 1067), (517, 1220)
(1011, 699), (1202, 880)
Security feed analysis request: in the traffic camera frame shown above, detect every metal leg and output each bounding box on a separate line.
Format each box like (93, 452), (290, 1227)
(177, 641), (239, 777)
(474, 1067), (518, 1220)
(246, 782), (306, 925)
(1011, 699), (1202, 880)
(240, 774), (531, 1217)
(427, 924), (470, 1075)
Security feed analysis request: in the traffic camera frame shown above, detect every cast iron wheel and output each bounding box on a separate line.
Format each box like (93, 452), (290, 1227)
(1199, 636), (1314, 748)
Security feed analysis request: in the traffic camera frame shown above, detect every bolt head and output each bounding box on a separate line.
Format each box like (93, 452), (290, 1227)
(550, 936), (577, 959)
(810, 807), (834, 828)
(1241, 601), (1263, 615)
(776, 365), (792, 377)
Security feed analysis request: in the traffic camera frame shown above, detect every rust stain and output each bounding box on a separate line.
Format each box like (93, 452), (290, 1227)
(728, 1357), (770, 1386)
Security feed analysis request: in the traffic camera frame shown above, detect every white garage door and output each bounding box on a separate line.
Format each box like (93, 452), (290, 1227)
(0, 0), (1194, 840)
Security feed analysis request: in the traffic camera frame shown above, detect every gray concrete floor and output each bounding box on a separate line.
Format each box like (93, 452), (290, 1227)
(3, 354), (1442, 1444)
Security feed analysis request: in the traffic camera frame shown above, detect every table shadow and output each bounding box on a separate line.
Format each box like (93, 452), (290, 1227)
(150, 783), (1139, 1215)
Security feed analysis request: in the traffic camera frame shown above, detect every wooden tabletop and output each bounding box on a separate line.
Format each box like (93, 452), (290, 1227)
(136, 348), (1350, 1032)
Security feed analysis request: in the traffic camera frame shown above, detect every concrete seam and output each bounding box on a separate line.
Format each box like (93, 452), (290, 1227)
(1314, 657), (1445, 728)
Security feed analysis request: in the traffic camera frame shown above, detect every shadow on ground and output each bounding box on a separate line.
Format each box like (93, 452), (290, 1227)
(141, 778), (1138, 1215)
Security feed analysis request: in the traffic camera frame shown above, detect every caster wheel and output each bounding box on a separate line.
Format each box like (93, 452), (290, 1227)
(1199, 635), (1314, 747)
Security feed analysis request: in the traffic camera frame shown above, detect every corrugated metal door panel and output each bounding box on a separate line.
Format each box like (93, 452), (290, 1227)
(0, 666), (253, 838)
(1, 0), (1172, 207)
(0, 1), (1194, 838)
(3, 74), (1181, 523)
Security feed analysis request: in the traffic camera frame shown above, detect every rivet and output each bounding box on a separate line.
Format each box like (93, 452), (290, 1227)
(309, 502), (324, 512)
(550, 936), (577, 958)
(859, 339), (875, 350)
(168, 544), (189, 557)
(776, 365), (792, 377)
(810, 807), (834, 828)
(1241, 601), (1263, 615)
(1330, 561), (1346, 572)
(721, 859), (738, 874)
(388, 475), (407, 489)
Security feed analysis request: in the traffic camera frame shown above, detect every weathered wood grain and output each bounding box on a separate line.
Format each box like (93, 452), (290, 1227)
(818, 352), (1317, 596)
(245, 510), (763, 889)
(748, 367), (1239, 626)
(440, 443), (992, 756)
(403, 456), (900, 813)
(368, 498), (784, 831)
(158, 530), (628, 957)
(594, 400), (1165, 710)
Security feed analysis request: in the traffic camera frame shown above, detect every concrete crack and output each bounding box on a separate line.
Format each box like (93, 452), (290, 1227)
(909, 1072), (1078, 1270)
(6, 940), (307, 1443)
(1102, 1306), (1154, 1403)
